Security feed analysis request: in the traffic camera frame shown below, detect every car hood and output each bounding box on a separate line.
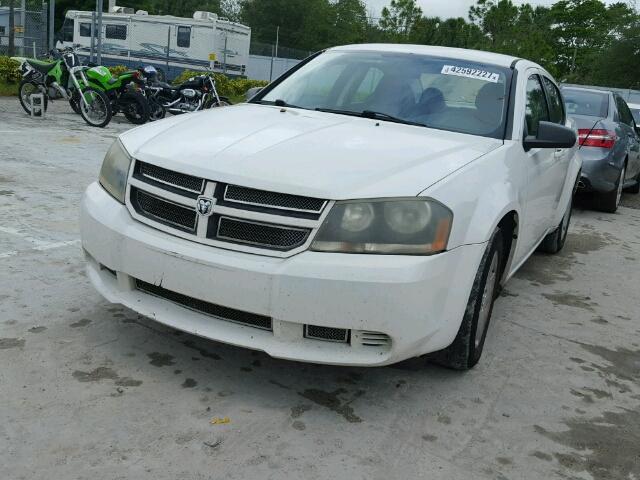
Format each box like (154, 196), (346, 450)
(120, 104), (502, 199)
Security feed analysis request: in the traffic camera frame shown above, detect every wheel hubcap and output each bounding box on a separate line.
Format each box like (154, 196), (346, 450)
(475, 252), (499, 349)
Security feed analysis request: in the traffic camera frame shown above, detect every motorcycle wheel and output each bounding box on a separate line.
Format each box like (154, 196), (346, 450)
(149, 100), (166, 121)
(121, 92), (150, 124)
(18, 80), (48, 115)
(78, 88), (112, 128)
(69, 91), (82, 114)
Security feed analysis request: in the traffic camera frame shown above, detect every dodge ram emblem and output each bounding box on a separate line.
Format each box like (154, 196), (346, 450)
(196, 196), (214, 216)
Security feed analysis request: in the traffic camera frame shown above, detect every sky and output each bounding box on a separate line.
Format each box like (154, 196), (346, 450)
(364, 0), (627, 20)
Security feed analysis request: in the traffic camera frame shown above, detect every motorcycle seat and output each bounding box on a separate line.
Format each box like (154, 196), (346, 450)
(27, 59), (56, 75)
(154, 81), (174, 90)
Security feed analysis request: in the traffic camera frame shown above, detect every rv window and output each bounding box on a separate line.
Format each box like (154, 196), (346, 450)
(80, 23), (92, 37)
(177, 26), (191, 48)
(62, 18), (74, 42)
(0, 26), (5, 36)
(105, 24), (127, 40)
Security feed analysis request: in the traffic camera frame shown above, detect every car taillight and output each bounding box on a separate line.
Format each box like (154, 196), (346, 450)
(578, 129), (616, 148)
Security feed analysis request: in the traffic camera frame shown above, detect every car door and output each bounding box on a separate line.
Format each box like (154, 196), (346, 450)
(541, 75), (572, 212)
(615, 95), (640, 180)
(518, 72), (561, 255)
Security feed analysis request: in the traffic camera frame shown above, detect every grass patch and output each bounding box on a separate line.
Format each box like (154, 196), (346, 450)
(0, 81), (18, 96)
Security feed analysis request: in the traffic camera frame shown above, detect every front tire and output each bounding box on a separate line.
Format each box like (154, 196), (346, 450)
(431, 228), (504, 370)
(78, 88), (112, 128)
(18, 80), (48, 115)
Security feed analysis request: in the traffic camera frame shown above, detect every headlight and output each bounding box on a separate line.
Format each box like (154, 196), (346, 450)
(311, 198), (452, 255)
(99, 139), (132, 204)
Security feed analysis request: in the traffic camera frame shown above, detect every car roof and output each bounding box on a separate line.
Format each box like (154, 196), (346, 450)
(328, 44), (521, 68)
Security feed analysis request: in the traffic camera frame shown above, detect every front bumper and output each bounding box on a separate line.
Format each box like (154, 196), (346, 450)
(80, 182), (485, 366)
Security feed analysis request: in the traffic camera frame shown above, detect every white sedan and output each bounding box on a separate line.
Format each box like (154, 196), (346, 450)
(81, 44), (579, 369)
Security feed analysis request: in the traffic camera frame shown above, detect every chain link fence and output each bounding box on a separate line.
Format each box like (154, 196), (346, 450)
(0, 2), (49, 58)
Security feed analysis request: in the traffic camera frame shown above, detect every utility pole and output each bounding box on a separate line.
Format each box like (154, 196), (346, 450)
(8, 0), (15, 56)
(269, 25), (279, 82)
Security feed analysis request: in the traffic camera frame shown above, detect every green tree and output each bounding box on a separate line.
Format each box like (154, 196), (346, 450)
(379, 0), (422, 41)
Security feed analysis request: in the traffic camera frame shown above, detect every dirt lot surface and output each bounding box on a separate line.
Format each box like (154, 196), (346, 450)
(1, 98), (639, 480)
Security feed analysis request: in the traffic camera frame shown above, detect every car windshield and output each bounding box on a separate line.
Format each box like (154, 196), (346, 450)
(258, 51), (512, 139)
(563, 89), (609, 118)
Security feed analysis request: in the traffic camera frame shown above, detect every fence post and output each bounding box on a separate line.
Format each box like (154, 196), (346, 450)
(96, 0), (103, 64)
(166, 26), (170, 77)
(269, 44), (274, 82)
(48, 0), (54, 51)
(8, 0), (15, 57)
(90, 11), (96, 62)
(223, 35), (227, 74)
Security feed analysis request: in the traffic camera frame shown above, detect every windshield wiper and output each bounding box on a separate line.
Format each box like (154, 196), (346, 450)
(315, 108), (426, 127)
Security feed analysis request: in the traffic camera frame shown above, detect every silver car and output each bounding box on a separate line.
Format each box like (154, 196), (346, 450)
(562, 87), (640, 212)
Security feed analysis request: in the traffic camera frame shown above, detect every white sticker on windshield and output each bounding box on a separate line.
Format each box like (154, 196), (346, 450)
(441, 65), (500, 83)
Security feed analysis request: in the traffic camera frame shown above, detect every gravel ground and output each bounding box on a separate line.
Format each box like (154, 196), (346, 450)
(1, 97), (639, 480)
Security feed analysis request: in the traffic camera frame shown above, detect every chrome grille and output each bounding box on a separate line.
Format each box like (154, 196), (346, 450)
(132, 187), (197, 232)
(138, 161), (204, 193)
(224, 185), (326, 213)
(136, 279), (272, 331)
(126, 160), (329, 257)
(215, 217), (310, 250)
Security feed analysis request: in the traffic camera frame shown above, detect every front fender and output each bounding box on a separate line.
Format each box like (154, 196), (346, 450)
(421, 144), (523, 250)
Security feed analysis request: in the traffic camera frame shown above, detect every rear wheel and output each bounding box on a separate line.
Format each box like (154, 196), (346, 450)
(69, 91), (82, 114)
(598, 165), (625, 213)
(78, 88), (112, 128)
(121, 92), (150, 124)
(431, 228), (504, 370)
(18, 80), (48, 115)
(538, 195), (572, 254)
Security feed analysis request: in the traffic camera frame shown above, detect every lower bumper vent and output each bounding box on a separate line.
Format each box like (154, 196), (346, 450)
(304, 325), (349, 343)
(135, 279), (272, 331)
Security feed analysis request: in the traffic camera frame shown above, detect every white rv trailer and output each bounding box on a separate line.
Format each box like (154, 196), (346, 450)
(59, 9), (251, 79)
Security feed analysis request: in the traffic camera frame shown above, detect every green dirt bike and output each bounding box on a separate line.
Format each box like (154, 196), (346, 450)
(12, 48), (112, 127)
(71, 65), (150, 125)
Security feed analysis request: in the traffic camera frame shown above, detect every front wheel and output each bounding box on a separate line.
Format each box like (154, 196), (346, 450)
(78, 88), (112, 128)
(430, 228), (504, 370)
(121, 92), (150, 124)
(18, 80), (48, 115)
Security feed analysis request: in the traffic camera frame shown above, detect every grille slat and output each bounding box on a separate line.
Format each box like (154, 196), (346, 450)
(215, 216), (310, 250)
(132, 188), (197, 232)
(138, 162), (204, 193)
(136, 279), (272, 331)
(224, 185), (325, 213)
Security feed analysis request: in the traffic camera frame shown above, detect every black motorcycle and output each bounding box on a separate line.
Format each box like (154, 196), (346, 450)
(140, 66), (231, 116)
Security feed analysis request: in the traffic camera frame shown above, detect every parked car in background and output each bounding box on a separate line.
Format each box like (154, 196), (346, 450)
(81, 45), (579, 370)
(629, 103), (640, 125)
(562, 86), (640, 212)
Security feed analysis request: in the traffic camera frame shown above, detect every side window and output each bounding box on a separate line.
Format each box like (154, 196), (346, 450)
(525, 75), (549, 137)
(79, 23), (92, 37)
(177, 26), (191, 48)
(616, 96), (634, 126)
(0, 26), (6, 36)
(542, 77), (564, 124)
(105, 24), (127, 40)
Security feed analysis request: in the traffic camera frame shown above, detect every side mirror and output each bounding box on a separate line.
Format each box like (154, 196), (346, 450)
(246, 86), (263, 100)
(524, 121), (577, 151)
